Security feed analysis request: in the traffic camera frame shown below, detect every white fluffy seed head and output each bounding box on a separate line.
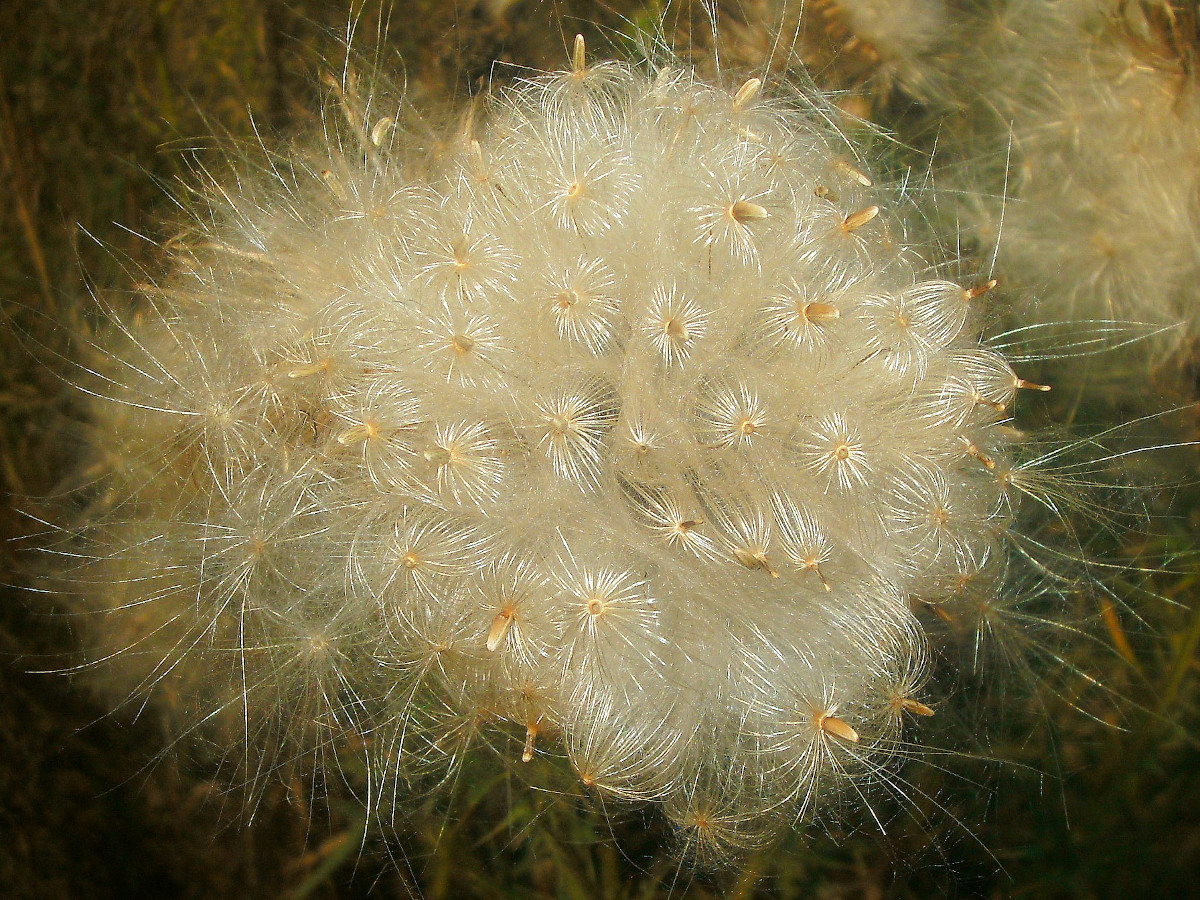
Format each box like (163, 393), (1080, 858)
(66, 39), (1043, 851)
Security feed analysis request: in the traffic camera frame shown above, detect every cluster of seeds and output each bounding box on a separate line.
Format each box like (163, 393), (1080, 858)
(75, 38), (1046, 856)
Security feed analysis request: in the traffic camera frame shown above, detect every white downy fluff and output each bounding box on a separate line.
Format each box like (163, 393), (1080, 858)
(958, 0), (1200, 345)
(800, 0), (1200, 355)
(67, 37), (1051, 857)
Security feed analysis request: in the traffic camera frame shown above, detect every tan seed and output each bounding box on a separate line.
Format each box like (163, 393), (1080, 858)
(841, 205), (880, 232)
(733, 77), (762, 112)
(486, 609), (514, 651)
(817, 713), (860, 743)
(729, 200), (769, 224)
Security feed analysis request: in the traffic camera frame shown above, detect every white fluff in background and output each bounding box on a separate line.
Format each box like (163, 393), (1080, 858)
(825, 0), (951, 72)
(816, 0), (1200, 353)
(961, 0), (1200, 345)
(68, 39), (1046, 857)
